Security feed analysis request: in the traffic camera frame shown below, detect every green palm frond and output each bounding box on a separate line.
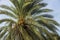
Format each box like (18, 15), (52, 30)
(0, 10), (18, 19)
(0, 5), (20, 16)
(0, 5), (15, 11)
(40, 14), (53, 18)
(35, 9), (52, 13)
(4, 32), (10, 40)
(0, 19), (17, 24)
(36, 17), (58, 33)
(23, 3), (47, 15)
(0, 27), (5, 32)
(10, 0), (20, 10)
(0, 26), (8, 38)
(40, 17), (59, 26)
(31, 9), (52, 15)
(19, 26), (33, 40)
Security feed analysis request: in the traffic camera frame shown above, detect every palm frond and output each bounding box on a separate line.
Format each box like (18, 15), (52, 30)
(19, 26), (33, 40)
(0, 10), (18, 19)
(40, 17), (59, 26)
(30, 25), (45, 40)
(10, 0), (20, 10)
(31, 9), (52, 15)
(0, 5), (19, 16)
(23, 2), (47, 15)
(0, 27), (7, 39)
(0, 5), (15, 12)
(0, 27), (5, 32)
(32, 14), (53, 19)
(40, 14), (53, 18)
(0, 19), (16, 24)
(23, 25), (41, 40)
(36, 17), (58, 33)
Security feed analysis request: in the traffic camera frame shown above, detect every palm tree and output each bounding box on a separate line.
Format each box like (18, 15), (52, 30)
(0, 0), (60, 40)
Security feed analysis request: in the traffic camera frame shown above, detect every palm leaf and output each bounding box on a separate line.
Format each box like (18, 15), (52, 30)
(19, 26), (33, 40)
(0, 27), (7, 39)
(0, 5), (15, 12)
(37, 17), (58, 33)
(30, 25), (45, 40)
(31, 9), (52, 15)
(23, 2), (47, 15)
(10, 0), (20, 10)
(0, 10), (18, 19)
(0, 19), (16, 24)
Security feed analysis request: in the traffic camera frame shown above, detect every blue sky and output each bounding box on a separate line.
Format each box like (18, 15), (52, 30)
(0, 0), (60, 35)
(44, 0), (60, 23)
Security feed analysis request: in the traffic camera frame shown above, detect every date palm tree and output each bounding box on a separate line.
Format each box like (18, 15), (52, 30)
(0, 0), (60, 40)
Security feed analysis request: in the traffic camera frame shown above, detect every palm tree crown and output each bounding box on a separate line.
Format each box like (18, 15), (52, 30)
(0, 0), (60, 40)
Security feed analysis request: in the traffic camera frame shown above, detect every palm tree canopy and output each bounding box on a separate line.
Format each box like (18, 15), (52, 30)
(0, 0), (60, 40)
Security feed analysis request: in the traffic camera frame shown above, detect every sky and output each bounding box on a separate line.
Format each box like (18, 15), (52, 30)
(0, 0), (60, 35)
(44, 0), (60, 23)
